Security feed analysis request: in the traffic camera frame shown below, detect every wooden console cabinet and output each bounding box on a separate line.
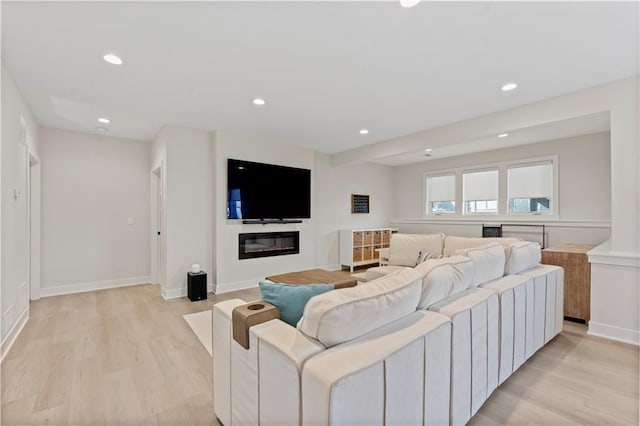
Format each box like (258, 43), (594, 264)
(542, 243), (596, 323)
(340, 228), (397, 272)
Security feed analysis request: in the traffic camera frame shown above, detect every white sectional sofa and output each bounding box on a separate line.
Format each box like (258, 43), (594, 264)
(212, 235), (564, 426)
(214, 268), (452, 426)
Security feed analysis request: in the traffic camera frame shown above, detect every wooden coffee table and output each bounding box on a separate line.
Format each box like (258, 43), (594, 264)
(266, 268), (357, 289)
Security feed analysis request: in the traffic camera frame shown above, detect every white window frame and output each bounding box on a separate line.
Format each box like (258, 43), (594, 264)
(424, 172), (457, 216)
(505, 157), (558, 217)
(422, 155), (559, 220)
(462, 167), (499, 215)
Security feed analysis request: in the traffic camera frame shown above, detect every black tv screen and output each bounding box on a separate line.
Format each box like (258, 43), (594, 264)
(227, 158), (311, 219)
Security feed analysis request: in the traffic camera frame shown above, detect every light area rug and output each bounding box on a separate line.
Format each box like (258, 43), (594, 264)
(183, 310), (213, 357)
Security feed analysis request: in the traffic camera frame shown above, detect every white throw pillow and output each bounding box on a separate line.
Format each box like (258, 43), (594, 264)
(414, 256), (474, 309)
(454, 243), (506, 286)
(443, 236), (522, 256)
(297, 268), (422, 347)
(388, 233), (445, 266)
(504, 241), (542, 274)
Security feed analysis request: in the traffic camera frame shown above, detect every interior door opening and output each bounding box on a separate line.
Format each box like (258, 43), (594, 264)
(152, 166), (163, 287)
(28, 152), (41, 301)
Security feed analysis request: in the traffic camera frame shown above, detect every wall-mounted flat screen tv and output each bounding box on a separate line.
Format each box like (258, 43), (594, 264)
(227, 158), (311, 219)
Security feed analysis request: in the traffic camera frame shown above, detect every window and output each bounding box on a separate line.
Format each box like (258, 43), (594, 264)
(466, 200), (498, 213)
(426, 174), (455, 214)
(422, 156), (557, 218)
(463, 169), (498, 214)
(507, 162), (553, 214)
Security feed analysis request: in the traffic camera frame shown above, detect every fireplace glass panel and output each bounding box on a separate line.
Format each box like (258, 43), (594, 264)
(239, 231), (300, 259)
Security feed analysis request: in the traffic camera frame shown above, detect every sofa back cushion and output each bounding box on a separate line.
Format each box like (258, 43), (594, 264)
(364, 265), (406, 282)
(454, 243), (506, 286)
(297, 268), (422, 347)
(443, 236), (521, 256)
(388, 233), (444, 266)
(414, 256), (474, 309)
(505, 241), (542, 274)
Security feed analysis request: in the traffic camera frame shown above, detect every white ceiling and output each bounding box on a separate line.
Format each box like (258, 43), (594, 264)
(2, 1), (638, 156)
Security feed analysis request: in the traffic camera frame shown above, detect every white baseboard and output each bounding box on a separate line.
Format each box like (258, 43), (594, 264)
(215, 279), (258, 295)
(317, 264), (343, 272)
(588, 321), (639, 346)
(161, 286), (185, 300)
(1, 307), (29, 363)
(40, 276), (152, 297)
(161, 282), (217, 300)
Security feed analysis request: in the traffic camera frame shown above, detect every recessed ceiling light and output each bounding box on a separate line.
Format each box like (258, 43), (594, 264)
(497, 133), (509, 138)
(103, 54), (123, 65)
(400, 0), (421, 7)
(424, 148), (432, 152)
(97, 117), (110, 124)
(96, 126), (109, 132)
(253, 98), (266, 106)
(359, 129), (369, 135)
(501, 82), (518, 91)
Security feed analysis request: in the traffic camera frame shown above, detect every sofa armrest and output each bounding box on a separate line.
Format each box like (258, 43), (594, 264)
(232, 300), (280, 349)
(230, 319), (324, 426)
(212, 298), (247, 426)
(251, 319), (325, 369)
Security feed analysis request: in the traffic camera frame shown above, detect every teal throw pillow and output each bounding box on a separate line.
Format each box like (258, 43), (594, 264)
(259, 281), (334, 327)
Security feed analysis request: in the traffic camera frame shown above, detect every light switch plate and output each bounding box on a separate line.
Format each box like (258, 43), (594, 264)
(127, 217), (134, 225)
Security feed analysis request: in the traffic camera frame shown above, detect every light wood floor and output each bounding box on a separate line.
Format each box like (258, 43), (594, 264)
(1, 283), (638, 425)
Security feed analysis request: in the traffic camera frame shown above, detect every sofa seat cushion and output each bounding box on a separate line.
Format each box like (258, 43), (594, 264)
(480, 275), (533, 384)
(414, 256), (474, 309)
(480, 274), (531, 295)
(455, 243), (506, 287)
(427, 287), (499, 424)
(388, 233), (445, 267)
(443, 236), (521, 256)
(505, 241), (542, 275)
(298, 268), (423, 348)
(428, 287), (497, 318)
(365, 265), (407, 282)
(516, 265), (564, 349)
(302, 310), (451, 426)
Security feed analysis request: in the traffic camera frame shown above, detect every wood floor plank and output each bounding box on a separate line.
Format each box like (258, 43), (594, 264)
(1, 283), (637, 425)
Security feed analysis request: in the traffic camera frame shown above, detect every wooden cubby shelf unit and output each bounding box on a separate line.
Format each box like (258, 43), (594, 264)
(340, 228), (397, 272)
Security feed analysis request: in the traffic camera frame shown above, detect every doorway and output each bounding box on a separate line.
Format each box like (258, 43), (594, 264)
(151, 165), (164, 287)
(27, 152), (41, 300)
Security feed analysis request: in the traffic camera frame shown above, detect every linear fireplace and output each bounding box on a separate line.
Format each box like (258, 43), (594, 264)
(239, 231), (300, 259)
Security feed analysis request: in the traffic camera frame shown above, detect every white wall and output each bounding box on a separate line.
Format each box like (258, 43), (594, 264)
(392, 132), (612, 248)
(588, 243), (639, 345)
(314, 152), (394, 269)
(150, 130), (167, 289)
(39, 128), (150, 295)
(1, 65), (39, 355)
(151, 126), (214, 299)
(154, 129), (395, 295)
(166, 127), (214, 298)
(214, 131), (316, 293)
